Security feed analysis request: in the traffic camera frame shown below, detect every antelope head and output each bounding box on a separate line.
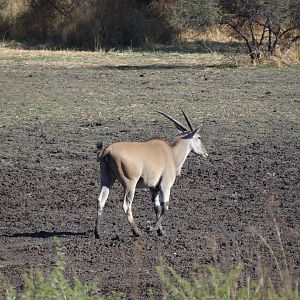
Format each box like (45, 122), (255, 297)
(156, 110), (208, 158)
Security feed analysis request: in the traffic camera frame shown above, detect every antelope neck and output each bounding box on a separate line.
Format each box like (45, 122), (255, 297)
(171, 137), (191, 176)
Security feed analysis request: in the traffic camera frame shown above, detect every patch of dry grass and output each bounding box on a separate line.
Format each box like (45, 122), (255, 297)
(0, 43), (232, 68)
(181, 26), (300, 66)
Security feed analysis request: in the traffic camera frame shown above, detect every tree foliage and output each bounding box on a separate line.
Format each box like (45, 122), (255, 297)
(0, 0), (174, 48)
(220, 0), (300, 61)
(167, 0), (300, 62)
(27, 0), (80, 16)
(0, 0), (299, 55)
(165, 0), (220, 32)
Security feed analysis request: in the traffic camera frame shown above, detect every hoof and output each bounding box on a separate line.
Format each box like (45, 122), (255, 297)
(158, 228), (166, 236)
(132, 227), (142, 237)
(147, 225), (162, 234)
(147, 226), (156, 233)
(147, 225), (166, 236)
(94, 229), (100, 239)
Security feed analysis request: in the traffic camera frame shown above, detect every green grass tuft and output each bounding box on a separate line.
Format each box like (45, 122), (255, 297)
(157, 263), (299, 300)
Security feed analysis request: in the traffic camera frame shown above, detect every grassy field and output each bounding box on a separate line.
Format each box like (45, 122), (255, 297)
(0, 45), (299, 299)
(0, 45), (299, 135)
(0, 45), (236, 123)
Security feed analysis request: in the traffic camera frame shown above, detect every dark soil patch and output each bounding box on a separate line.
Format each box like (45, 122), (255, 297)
(0, 60), (299, 298)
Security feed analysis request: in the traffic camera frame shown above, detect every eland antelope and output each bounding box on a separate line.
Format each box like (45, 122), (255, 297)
(94, 110), (208, 238)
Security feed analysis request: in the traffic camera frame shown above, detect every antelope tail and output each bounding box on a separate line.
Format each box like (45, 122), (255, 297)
(96, 142), (104, 162)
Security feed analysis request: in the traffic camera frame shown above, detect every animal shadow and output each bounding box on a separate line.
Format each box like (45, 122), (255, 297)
(5, 230), (87, 238)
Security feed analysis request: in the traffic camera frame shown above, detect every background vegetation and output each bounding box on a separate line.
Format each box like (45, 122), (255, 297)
(0, 0), (174, 49)
(164, 0), (300, 62)
(0, 0), (299, 63)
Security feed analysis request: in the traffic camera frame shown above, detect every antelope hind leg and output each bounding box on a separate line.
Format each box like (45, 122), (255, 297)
(123, 186), (142, 237)
(95, 162), (114, 239)
(94, 185), (110, 239)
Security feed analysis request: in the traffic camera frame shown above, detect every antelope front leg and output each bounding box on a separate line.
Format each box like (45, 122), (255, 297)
(151, 189), (161, 221)
(148, 189), (169, 236)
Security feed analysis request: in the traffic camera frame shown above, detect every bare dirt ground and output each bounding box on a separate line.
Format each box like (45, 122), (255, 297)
(0, 50), (299, 298)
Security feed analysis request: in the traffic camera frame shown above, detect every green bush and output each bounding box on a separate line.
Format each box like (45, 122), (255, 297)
(157, 263), (299, 300)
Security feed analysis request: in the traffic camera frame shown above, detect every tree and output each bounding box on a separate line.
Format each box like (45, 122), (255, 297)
(220, 0), (300, 62)
(164, 0), (221, 33)
(166, 0), (300, 62)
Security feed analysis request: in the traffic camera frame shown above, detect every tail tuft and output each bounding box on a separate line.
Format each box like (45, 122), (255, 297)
(96, 141), (103, 150)
(95, 142), (104, 162)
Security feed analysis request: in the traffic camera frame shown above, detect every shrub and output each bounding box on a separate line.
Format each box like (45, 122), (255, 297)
(0, 0), (175, 49)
